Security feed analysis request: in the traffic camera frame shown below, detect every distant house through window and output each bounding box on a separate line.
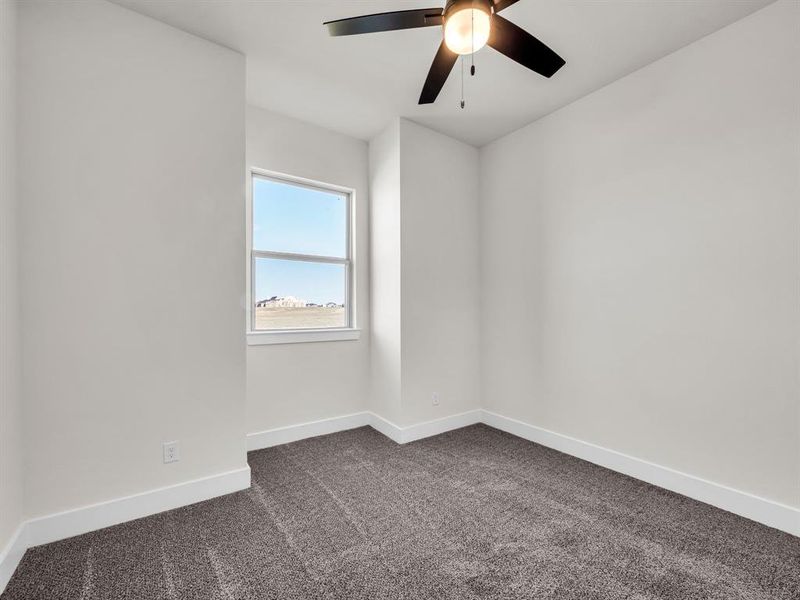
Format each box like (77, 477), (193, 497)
(249, 171), (353, 333)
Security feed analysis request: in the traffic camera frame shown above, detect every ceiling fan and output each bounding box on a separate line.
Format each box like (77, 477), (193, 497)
(324, 0), (565, 105)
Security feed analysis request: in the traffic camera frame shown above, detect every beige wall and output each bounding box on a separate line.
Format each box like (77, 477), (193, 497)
(246, 107), (371, 431)
(0, 0), (22, 553)
(18, 0), (247, 518)
(480, 0), (800, 508)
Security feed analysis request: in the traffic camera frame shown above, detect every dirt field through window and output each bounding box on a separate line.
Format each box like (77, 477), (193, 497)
(254, 306), (345, 330)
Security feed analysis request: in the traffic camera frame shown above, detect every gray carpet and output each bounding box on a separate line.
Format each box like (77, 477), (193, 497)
(3, 424), (798, 599)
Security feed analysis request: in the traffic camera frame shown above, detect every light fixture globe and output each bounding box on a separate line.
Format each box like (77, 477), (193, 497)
(443, 0), (492, 55)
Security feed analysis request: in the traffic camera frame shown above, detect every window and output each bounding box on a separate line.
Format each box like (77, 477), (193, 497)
(248, 170), (357, 344)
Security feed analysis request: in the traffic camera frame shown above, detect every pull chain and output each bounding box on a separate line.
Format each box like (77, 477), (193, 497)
(460, 9), (477, 109)
(471, 9), (476, 76)
(460, 56), (465, 109)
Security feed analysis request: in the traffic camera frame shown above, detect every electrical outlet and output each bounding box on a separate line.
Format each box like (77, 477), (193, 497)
(432, 392), (440, 406)
(163, 441), (180, 464)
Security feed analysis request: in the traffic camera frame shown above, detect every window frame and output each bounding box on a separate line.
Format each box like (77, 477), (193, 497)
(246, 168), (359, 345)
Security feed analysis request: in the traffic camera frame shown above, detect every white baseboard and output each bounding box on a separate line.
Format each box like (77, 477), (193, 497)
(0, 466), (251, 594)
(4, 408), (480, 592)
(4, 407), (795, 594)
(481, 410), (800, 537)
(231, 411), (800, 536)
(367, 412), (404, 443)
(394, 410), (483, 444)
(25, 466), (251, 548)
(0, 523), (27, 595)
(248, 407), (796, 535)
(247, 412), (371, 451)
(246, 410), (483, 449)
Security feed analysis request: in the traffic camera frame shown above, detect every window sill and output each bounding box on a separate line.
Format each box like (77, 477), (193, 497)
(247, 328), (361, 346)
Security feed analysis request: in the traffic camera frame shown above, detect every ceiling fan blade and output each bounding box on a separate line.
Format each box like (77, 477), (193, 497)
(325, 8), (443, 36)
(488, 14), (565, 77)
(493, 0), (521, 12)
(419, 41), (459, 104)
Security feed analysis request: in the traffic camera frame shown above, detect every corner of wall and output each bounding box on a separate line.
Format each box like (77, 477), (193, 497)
(0, 0), (25, 591)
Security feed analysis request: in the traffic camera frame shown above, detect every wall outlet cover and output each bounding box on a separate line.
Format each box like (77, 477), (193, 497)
(163, 441), (180, 464)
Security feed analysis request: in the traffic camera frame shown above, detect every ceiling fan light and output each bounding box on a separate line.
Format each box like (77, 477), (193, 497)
(444, 6), (491, 55)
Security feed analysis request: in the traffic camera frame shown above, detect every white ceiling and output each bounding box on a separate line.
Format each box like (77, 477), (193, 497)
(112, 0), (775, 146)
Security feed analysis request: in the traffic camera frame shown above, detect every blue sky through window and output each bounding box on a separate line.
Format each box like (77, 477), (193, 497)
(253, 178), (346, 257)
(253, 177), (347, 306)
(254, 258), (344, 305)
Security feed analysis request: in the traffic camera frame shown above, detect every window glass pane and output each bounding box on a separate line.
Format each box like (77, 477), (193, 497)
(253, 257), (346, 330)
(253, 177), (347, 258)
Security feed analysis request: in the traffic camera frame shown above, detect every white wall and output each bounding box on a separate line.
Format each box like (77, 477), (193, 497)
(18, 0), (247, 519)
(246, 107), (370, 431)
(480, 0), (800, 508)
(368, 119), (403, 424)
(369, 119), (481, 427)
(0, 0), (22, 553)
(399, 120), (480, 425)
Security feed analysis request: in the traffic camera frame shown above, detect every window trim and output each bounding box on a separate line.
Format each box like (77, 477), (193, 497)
(246, 168), (359, 344)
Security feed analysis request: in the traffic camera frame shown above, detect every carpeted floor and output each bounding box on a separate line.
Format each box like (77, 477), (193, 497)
(3, 424), (799, 599)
